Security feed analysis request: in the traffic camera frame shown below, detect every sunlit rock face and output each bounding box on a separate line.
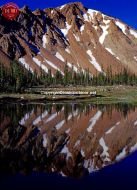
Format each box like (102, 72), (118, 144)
(0, 2), (137, 75)
(0, 103), (137, 178)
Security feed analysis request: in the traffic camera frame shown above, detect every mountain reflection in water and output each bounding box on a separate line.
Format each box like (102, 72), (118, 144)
(0, 102), (137, 178)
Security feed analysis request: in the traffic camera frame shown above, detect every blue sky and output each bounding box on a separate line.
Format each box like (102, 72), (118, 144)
(0, 0), (137, 29)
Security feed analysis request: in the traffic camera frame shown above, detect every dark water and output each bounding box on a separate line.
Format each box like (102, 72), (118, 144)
(0, 102), (137, 190)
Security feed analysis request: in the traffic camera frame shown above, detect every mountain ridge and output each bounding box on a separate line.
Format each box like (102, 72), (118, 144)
(0, 2), (137, 76)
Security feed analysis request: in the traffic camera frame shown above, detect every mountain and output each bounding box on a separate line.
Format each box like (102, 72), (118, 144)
(0, 2), (137, 76)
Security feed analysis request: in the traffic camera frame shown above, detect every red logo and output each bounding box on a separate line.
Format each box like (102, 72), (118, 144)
(2, 2), (19, 20)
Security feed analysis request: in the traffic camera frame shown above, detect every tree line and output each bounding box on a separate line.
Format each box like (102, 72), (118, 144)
(0, 61), (137, 92)
(0, 61), (37, 92)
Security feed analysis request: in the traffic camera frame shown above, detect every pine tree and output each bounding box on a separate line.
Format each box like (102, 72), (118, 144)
(64, 64), (69, 86)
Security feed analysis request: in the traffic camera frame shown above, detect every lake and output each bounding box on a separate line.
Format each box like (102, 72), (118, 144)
(0, 102), (137, 190)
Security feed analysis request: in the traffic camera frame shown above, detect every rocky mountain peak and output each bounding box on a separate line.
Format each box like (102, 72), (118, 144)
(0, 2), (137, 75)
(21, 5), (32, 14)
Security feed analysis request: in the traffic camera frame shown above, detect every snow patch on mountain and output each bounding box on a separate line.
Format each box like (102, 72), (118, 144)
(55, 52), (64, 62)
(87, 50), (102, 72)
(134, 56), (137, 62)
(61, 22), (71, 36)
(19, 58), (33, 73)
(105, 47), (120, 60)
(130, 29), (137, 38)
(60, 4), (66, 10)
(45, 59), (64, 75)
(65, 48), (71, 54)
(67, 62), (78, 73)
(83, 9), (98, 22)
(99, 23), (110, 44)
(42, 35), (48, 48)
(103, 18), (111, 25)
(33, 57), (48, 73)
(80, 25), (85, 32)
(74, 34), (80, 41)
(105, 47), (115, 56)
(115, 21), (126, 35)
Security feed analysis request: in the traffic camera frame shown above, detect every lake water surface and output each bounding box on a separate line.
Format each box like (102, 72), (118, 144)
(0, 102), (137, 189)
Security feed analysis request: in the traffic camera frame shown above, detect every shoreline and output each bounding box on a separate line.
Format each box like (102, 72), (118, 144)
(1, 85), (137, 104)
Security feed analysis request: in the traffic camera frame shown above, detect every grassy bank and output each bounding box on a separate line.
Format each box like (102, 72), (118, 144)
(1, 85), (137, 104)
